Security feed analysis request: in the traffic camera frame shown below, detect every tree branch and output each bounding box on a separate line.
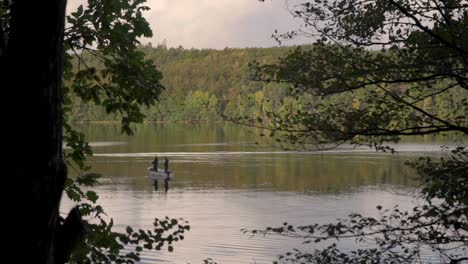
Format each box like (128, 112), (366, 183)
(387, 0), (468, 57)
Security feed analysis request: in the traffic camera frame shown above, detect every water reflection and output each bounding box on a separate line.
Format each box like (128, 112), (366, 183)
(79, 152), (415, 194)
(62, 123), (464, 263)
(151, 178), (170, 192)
(72, 187), (418, 264)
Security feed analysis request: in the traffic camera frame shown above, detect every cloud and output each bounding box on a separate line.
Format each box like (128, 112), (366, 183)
(144, 0), (305, 49)
(67, 0), (307, 49)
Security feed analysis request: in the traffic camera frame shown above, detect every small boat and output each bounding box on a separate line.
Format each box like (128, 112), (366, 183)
(147, 167), (174, 181)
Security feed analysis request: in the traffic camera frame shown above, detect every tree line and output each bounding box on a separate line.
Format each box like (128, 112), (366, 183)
(68, 44), (467, 125)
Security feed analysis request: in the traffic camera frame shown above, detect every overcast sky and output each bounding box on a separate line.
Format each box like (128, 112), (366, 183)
(67, 0), (309, 50)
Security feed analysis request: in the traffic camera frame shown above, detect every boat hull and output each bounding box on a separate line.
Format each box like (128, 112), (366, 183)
(148, 167), (174, 181)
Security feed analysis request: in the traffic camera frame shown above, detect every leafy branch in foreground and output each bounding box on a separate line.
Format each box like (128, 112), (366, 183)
(59, 0), (190, 262)
(63, 0), (164, 135)
(244, 147), (468, 264)
(242, 1), (468, 263)
(248, 0), (467, 150)
(2, 0), (188, 262)
(64, 169), (190, 263)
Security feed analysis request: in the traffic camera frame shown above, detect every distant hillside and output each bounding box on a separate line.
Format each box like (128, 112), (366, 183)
(68, 44), (466, 124)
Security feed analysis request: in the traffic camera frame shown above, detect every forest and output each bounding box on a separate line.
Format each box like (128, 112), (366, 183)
(4, 0), (466, 263)
(68, 44), (467, 124)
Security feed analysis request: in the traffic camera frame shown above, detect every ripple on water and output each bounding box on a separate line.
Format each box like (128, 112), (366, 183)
(62, 187), (441, 264)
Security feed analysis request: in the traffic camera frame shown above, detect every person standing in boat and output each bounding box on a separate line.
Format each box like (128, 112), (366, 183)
(164, 157), (170, 192)
(152, 155), (159, 171)
(164, 157), (169, 173)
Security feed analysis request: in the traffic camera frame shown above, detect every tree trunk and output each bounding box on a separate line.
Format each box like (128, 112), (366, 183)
(4, 1), (72, 263)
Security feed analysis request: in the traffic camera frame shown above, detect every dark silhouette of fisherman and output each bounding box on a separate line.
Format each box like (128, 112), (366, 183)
(152, 155), (160, 191)
(164, 157), (169, 173)
(152, 155), (158, 171)
(164, 157), (170, 192)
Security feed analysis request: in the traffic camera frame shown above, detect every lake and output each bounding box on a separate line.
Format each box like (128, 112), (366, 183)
(61, 123), (463, 263)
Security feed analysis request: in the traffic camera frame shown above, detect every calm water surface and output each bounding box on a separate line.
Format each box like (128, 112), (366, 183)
(62, 123), (464, 263)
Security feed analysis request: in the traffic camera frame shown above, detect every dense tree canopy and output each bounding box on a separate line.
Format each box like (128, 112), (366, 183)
(67, 44), (465, 139)
(66, 45), (293, 123)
